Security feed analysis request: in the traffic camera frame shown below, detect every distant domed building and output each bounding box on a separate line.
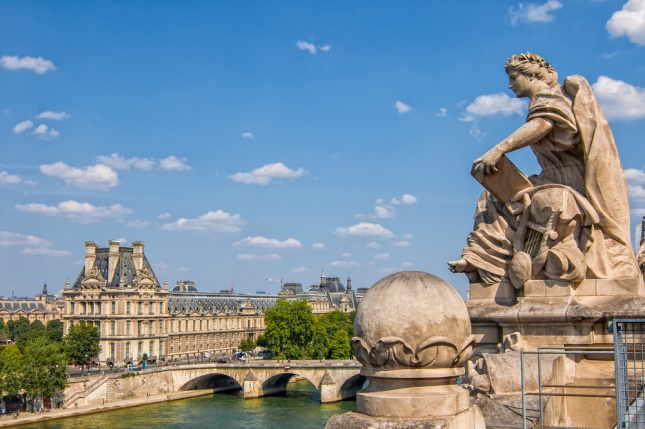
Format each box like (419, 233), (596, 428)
(172, 281), (198, 292)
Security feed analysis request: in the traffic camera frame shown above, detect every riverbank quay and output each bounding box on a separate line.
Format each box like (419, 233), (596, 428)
(0, 390), (212, 428)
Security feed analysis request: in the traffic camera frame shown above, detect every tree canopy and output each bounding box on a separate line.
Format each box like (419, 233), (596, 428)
(262, 299), (315, 360)
(64, 322), (101, 375)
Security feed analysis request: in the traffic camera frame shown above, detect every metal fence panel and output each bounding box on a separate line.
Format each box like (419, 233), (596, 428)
(612, 320), (645, 429)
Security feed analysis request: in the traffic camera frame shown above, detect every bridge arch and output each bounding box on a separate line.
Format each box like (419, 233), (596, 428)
(179, 372), (241, 392)
(339, 373), (368, 399)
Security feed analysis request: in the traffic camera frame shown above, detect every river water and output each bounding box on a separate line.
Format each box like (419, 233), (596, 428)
(20, 381), (356, 429)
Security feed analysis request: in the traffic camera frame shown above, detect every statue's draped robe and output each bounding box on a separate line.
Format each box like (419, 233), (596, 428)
(461, 75), (639, 282)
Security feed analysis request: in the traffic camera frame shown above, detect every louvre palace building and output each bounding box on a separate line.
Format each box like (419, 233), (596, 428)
(0, 240), (359, 365)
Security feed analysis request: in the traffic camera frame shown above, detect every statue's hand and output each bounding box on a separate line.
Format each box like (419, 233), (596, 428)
(472, 147), (503, 175)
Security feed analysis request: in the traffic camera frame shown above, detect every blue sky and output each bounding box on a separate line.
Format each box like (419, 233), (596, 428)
(2, 0), (645, 298)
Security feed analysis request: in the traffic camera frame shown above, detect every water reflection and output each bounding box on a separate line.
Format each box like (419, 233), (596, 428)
(21, 381), (356, 429)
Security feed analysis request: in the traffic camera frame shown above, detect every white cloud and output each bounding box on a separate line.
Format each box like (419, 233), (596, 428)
(401, 262), (413, 267)
(13, 120), (33, 133)
(626, 168), (645, 185)
(392, 241), (410, 247)
(32, 124), (59, 139)
(358, 205), (396, 219)
(242, 132), (255, 139)
(97, 154), (157, 171)
(96, 154), (191, 172)
(158, 212), (171, 219)
(312, 243), (325, 249)
(159, 155), (191, 171)
(628, 184), (645, 203)
(592, 76), (645, 120)
(329, 260), (361, 267)
(229, 162), (307, 185)
(15, 200), (132, 223)
(394, 100), (412, 114)
(632, 208), (645, 217)
(607, 0), (645, 46)
(318, 45), (331, 52)
(297, 41), (317, 54)
(340, 252), (352, 258)
(233, 236), (302, 248)
(40, 162), (118, 190)
(36, 111), (71, 120)
(402, 234), (414, 240)
(237, 253), (282, 261)
(0, 231), (52, 247)
(161, 210), (245, 232)
(21, 247), (70, 257)
(462, 93), (527, 122)
(390, 194), (417, 205)
(0, 55), (56, 74)
(366, 241), (381, 248)
(509, 0), (562, 25)
(335, 222), (394, 238)
(291, 266), (308, 273)
(374, 253), (390, 260)
(374, 205), (396, 218)
(126, 220), (151, 228)
(0, 171), (23, 185)
(437, 107), (448, 117)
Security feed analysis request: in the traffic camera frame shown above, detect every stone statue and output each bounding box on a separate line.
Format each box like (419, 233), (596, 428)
(449, 53), (639, 288)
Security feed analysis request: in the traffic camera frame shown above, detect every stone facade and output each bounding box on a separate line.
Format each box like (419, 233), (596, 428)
(55, 240), (359, 365)
(0, 283), (63, 325)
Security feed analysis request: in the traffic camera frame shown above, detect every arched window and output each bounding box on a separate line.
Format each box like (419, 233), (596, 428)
(125, 342), (131, 359)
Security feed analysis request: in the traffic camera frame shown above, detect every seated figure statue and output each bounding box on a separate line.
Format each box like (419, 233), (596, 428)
(449, 53), (639, 289)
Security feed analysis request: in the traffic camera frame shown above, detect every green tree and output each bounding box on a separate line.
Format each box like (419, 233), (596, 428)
(64, 322), (101, 375)
(328, 329), (352, 360)
(239, 337), (255, 353)
(46, 319), (64, 343)
(310, 323), (330, 360)
(263, 299), (315, 360)
(0, 344), (24, 396)
(17, 320), (47, 347)
(0, 319), (9, 343)
(314, 310), (355, 359)
(7, 316), (30, 343)
(22, 336), (68, 409)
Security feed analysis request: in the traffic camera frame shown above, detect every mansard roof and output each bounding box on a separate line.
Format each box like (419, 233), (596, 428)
(71, 246), (159, 289)
(0, 299), (49, 314)
(168, 292), (280, 316)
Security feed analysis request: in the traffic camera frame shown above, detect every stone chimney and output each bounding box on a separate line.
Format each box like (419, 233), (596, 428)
(108, 240), (121, 283)
(132, 241), (145, 272)
(84, 241), (98, 274)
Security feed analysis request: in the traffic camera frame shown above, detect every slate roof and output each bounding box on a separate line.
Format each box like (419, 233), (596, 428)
(0, 299), (48, 314)
(168, 292), (279, 315)
(71, 247), (159, 289)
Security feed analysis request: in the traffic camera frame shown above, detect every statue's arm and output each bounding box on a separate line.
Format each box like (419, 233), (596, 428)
(472, 118), (554, 174)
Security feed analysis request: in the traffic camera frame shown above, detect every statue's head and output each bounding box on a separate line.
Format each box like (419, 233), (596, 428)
(505, 52), (558, 88)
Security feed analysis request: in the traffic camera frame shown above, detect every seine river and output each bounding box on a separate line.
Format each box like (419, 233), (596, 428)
(20, 381), (356, 429)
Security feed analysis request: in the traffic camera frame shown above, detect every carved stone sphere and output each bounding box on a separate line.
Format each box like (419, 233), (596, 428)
(352, 271), (474, 369)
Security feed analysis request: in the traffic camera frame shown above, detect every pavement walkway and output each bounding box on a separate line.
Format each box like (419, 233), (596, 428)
(0, 390), (213, 427)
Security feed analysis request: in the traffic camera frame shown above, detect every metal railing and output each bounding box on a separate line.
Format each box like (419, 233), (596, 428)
(521, 346), (615, 429)
(611, 319), (645, 429)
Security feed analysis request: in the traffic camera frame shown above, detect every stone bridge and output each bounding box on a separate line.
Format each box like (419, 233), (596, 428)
(66, 360), (365, 406)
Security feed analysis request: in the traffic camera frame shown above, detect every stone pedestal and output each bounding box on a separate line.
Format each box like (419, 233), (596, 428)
(357, 368), (467, 418)
(325, 271), (486, 429)
(465, 278), (645, 429)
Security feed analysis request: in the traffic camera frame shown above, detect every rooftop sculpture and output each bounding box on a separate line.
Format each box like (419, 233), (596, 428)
(449, 52), (639, 289)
